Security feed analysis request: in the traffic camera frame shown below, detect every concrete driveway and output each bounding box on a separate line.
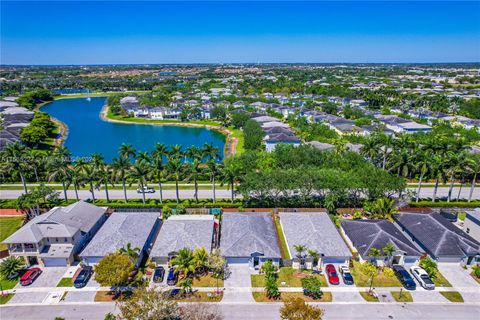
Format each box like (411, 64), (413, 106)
(15, 267), (67, 288)
(332, 291), (364, 302)
(410, 291), (448, 302)
(223, 265), (254, 303)
(438, 264), (479, 288)
(61, 291), (96, 303)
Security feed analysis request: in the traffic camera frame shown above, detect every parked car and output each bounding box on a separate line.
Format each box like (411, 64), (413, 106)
(325, 264), (340, 285)
(393, 265), (416, 290)
(339, 265), (354, 285)
(153, 266), (165, 283)
(167, 267), (177, 285)
(137, 186), (155, 193)
(169, 288), (181, 297)
(410, 266), (435, 290)
(20, 268), (42, 286)
(74, 266), (93, 288)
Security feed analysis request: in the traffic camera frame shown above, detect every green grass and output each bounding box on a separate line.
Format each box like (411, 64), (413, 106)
(410, 201), (480, 208)
(457, 212), (466, 221)
(171, 291), (223, 302)
(252, 291), (332, 302)
(470, 271), (480, 284)
(191, 274), (224, 287)
(391, 291), (413, 302)
(0, 277), (19, 290)
(251, 267), (327, 288)
(0, 216), (24, 251)
(273, 215), (291, 259)
(350, 261), (401, 287)
(433, 271), (452, 287)
(0, 294), (14, 305)
(440, 291), (464, 303)
(56, 278), (73, 287)
(359, 291), (379, 302)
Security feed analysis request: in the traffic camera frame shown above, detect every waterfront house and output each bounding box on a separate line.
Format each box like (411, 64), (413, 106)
(221, 212), (281, 268)
(2, 201), (107, 267)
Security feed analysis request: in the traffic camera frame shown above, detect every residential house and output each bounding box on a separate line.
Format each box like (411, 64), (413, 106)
(395, 213), (480, 265)
(150, 215), (215, 265)
(264, 133), (300, 152)
(2, 201), (107, 267)
(464, 210), (480, 242)
(279, 212), (352, 268)
(305, 141), (335, 151)
(221, 212), (281, 268)
(80, 211), (161, 267)
(341, 219), (422, 266)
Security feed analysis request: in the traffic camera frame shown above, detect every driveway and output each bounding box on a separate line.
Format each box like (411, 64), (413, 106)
(15, 267), (67, 288)
(332, 292), (364, 302)
(222, 265), (254, 303)
(438, 264), (479, 288)
(410, 291), (448, 302)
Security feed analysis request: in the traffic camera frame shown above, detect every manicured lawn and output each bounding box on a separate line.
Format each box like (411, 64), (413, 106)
(0, 277), (20, 290)
(94, 291), (132, 302)
(172, 291), (223, 302)
(457, 212), (466, 221)
(433, 271), (452, 287)
(359, 291), (379, 302)
(252, 292), (332, 302)
(192, 274), (224, 287)
(440, 291), (464, 303)
(273, 215), (291, 259)
(0, 216), (24, 251)
(251, 267), (327, 287)
(350, 261), (401, 287)
(0, 294), (14, 304)
(56, 278), (73, 287)
(391, 291), (413, 302)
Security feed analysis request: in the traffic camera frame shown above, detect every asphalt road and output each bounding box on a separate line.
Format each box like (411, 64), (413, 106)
(1, 302), (479, 320)
(0, 187), (479, 200)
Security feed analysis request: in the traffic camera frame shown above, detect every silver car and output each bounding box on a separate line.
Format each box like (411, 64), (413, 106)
(410, 266), (435, 290)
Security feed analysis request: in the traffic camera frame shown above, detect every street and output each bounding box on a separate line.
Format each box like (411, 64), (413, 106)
(1, 302), (479, 320)
(0, 187), (478, 200)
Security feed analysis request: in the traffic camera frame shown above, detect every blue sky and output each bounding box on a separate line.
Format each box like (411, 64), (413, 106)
(1, 1), (479, 64)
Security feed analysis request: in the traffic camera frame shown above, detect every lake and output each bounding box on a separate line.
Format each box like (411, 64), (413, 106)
(41, 97), (226, 161)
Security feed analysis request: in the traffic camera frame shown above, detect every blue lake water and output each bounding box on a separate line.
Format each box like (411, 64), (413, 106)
(41, 97), (225, 161)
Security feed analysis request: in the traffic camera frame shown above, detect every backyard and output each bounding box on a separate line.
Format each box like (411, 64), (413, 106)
(0, 216), (24, 251)
(251, 267), (327, 287)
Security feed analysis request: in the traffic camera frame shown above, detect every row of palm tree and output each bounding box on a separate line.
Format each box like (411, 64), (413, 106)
(360, 132), (480, 202)
(1, 141), (241, 204)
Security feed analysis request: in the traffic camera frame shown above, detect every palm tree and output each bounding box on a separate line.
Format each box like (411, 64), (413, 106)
(81, 164), (99, 203)
(382, 243), (396, 266)
(221, 157), (241, 203)
(367, 247), (381, 263)
(466, 155), (480, 202)
(151, 143), (168, 203)
(293, 244), (307, 259)
(69, 165), (84, 201)
(185, 159), (202, 203)
(171, 248), (195, 277)
(119, 143), (136, 160)
(2, 142), (29, 193)
(118, 242), (141, 263)
(179, 277), (193, 295)
(192, 247), (209, 275)
(111, 156), (130, 203)
(91, 153), (111, 202)
(207, 159), (221, 203)
(0, 256), (25, 279)
(202, 142), (220, 162)
(414, 151), (431, 202)
(307, 249), (320, 266)
(47, 149), (72, 202)
(166, 156), (184, 203)
(128, 159), (150, 204)
(169, 144), (183, 159)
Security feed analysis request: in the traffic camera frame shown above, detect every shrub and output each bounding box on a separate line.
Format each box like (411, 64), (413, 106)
(301, 276), (323, 299)
(382, 267), (395, 277)
(473, 266), (480, 278)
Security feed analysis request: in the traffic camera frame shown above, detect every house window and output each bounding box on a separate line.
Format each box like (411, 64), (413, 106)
(55, 238), (58, 242)
(64, 238), (68, 242)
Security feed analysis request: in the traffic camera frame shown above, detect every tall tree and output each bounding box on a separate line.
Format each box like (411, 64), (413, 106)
(166, 156), (184, 203)
(151, 143), (168, 203)
(111, 156), (130, 203)
(2, 142), (29, 193)
(128, 159), (150, 204)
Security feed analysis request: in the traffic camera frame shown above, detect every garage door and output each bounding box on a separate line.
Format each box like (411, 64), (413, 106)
(43, 258), (67, 267)
(322, 258), (347, 264)
(227, 257), (250, 264)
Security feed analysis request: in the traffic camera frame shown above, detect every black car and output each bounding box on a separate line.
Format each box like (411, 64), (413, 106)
(153, 266), (165, 283)
(74, 266), (93, 288)
(392, 265), (416, 290)
(167, 267), (177, 286)
(339, 266), (354, 285)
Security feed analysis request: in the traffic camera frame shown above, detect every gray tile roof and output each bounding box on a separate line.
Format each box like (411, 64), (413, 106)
(395, 213), (480, 258)
(341, 219), (421, 259)
(150, 215), (214, 258)
(220, 212), (281, 258)
(80, 211), (160, 257)
(279, 212), (352, 258)
(2, 201), (106, 244)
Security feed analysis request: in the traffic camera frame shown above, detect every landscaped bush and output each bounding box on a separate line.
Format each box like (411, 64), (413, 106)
(410, 201), (480, 208)
(382, 267), (395, 277)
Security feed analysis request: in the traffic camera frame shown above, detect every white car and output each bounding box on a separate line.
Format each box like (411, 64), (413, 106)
(137, 186), (155, 193)
(410, 266), (435, 290)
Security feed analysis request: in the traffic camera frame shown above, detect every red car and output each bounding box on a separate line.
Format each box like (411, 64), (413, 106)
(325, 264), (339, 285)
(20, 268), (42, 286)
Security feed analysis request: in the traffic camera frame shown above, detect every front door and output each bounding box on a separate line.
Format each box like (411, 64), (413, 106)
(27, 256), (38, 266)
(253, 256), (259, 268)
